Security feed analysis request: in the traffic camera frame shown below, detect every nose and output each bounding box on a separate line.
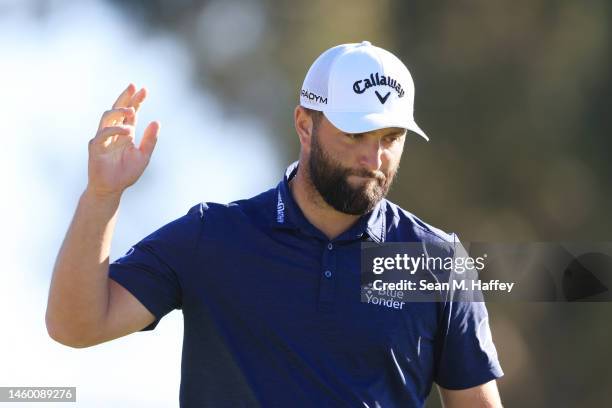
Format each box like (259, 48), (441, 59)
(358, 137), (383, 172)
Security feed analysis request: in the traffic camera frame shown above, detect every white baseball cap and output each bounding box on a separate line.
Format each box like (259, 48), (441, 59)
(299, 41), (428, 141)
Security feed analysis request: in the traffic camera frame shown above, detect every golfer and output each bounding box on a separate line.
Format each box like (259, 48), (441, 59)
(46, 41), (504, 407)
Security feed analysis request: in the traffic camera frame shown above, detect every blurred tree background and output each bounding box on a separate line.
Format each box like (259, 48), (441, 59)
(50, 0), (612, 405)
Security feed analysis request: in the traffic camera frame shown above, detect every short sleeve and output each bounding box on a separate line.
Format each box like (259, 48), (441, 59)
(108, 203), (204, 331)
(433, 233), (504, 389)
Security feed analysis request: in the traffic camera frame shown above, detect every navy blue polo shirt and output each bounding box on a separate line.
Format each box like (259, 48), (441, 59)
(109, 162), (503, 408)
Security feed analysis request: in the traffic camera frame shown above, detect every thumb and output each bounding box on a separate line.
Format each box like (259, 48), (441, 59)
(139, 121), (160, 159)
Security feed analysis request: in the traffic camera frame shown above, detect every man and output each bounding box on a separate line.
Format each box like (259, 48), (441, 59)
(46, 41), (504, 407)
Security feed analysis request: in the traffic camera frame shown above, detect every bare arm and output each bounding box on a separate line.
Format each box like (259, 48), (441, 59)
(438, 380), (503, 408)
(46, 84), (160, 348)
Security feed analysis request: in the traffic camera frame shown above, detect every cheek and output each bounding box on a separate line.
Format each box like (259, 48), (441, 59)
(330, 140), (357, 164)
(382, 145), (403, 169)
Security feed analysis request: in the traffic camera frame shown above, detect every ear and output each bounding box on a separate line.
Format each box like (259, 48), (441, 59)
(294, 106), (314, 152)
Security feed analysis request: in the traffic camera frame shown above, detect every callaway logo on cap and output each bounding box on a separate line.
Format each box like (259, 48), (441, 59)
(299, 41), (428, 141)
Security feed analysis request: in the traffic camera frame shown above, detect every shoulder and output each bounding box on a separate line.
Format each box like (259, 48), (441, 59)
(192, 187), (276, 229)
(136, 203), (206, 251)
(117, 189), (275, 259)
(383, 199), (458, 246)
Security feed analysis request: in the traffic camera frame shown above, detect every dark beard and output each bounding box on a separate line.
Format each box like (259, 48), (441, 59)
(308, 131), (396, 215)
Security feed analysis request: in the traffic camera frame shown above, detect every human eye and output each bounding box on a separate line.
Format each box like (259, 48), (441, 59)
(345, 133), (363, 140)
(383, 134), (403, 144)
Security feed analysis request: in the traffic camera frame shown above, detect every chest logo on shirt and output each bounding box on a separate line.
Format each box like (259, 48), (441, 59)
(361, 283), (406, 310)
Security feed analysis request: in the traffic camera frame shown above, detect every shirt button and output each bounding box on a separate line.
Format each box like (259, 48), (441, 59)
(324, 270), (332, 278)
(327, 243), (333, 250)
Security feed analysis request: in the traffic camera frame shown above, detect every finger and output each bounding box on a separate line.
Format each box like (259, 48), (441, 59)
(138, 121), (160, 158)
(92, 125), (132, 144)
(129, 88), (148, 112)
(112, 83), (136, 109)
(98, 107), (135, 130)
(123, 88), (147, 126)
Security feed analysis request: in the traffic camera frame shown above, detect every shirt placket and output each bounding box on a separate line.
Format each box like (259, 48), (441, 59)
(318, 240), (338, 312)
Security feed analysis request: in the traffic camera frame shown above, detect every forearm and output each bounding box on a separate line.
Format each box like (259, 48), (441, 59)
(46, 188), (121, 346)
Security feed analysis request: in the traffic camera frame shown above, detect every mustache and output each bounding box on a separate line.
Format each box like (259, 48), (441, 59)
(349, 169), (387, 181)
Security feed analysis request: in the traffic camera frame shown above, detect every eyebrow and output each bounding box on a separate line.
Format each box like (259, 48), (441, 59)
(384, 129), (407, 137)
(343, 129), (406, 138)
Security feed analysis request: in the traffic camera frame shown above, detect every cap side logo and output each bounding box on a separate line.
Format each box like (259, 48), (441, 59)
(300, 89), (327, 105)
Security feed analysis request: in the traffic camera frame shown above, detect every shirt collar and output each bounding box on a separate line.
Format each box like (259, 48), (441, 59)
(271, 161), (386, 243)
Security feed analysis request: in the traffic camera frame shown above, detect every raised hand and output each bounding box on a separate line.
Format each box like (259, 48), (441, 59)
(87, 84), (160, 198)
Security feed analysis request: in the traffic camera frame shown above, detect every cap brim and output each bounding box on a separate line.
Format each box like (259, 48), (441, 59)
(323, 111), (429, 141)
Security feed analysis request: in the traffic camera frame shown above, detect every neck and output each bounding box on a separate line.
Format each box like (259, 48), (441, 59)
(289, 164), (361, 241)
